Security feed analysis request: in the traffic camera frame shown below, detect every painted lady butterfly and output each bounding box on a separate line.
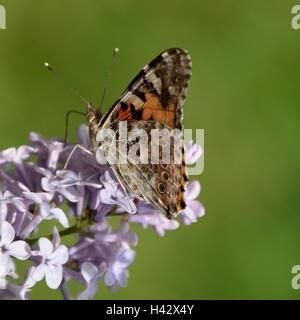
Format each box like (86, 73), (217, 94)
(86, 48), (192, 219)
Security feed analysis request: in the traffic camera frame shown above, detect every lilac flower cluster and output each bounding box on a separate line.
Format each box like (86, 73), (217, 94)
(0, 124), (204, 299)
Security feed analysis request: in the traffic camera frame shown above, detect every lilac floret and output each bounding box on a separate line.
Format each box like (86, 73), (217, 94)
(104, 248), (136, 289)
(0, 189), (26, 219)
(38, 167), (81, 203)
(186, 140), (203, 164)
(31, 227), (69, 289)
(0, 221), (31, 260)
(100, 170), (136, 214)
(76, 262), (103, 300)
(180, 180), (205, 225)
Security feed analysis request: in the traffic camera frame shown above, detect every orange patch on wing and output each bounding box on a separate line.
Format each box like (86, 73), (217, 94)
(117, 103), (131, 121)
(142, 93), (175, 127)
(116, 93), (175, 125)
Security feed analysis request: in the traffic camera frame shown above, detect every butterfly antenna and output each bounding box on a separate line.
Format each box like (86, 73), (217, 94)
(99, 48), (119, 110)
(44, 62), (93, 110)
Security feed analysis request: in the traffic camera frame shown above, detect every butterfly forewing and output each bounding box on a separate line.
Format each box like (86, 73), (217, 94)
(99, 48), (191, 130)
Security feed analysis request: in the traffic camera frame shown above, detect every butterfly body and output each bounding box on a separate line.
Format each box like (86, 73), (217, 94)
(87, 48), (191, 218)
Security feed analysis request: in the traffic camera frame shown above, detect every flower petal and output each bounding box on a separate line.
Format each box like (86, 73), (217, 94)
(186, 141), (202, 165)
(0, 148), (16, 164)
(99, 189), (115, 204)
(81, 262), (99, 284)
(40, 177), (56, 192)
(32, 263), (47, 282)
(122, 230), (138, 247)
(16, 145), (36, 161)
(0, 278), (7, 289)
(22, 191), (43, 204)
(58, 188), (80, 203)
(12, 198), (27, 212)
(128, 213), (159, 225)
(114, 268), (128, 288)
(0, 202), (7, 218)
(1, 221), (15, 246)
(115, 249), (136, 269)
(181, 206), (197, 224)
(50, 245), (69, 265)
(153, 225), (165, 237)
(189, 200), (205, 218)
(45, 264), (63, 289)
(38, 238), (53, 259)
(51, 208), (70, 228)
(52, 226), (60, 250)
(77, 124), (92, 149)
(104, 269), (116, 287)
(40, 203), (51, 219)
(0, 252), (11, 277)
(7, 240), (31, 260)
(47, 141), (64, 171)
(23, 266), (37, 289)
(186, 180), (201, 201)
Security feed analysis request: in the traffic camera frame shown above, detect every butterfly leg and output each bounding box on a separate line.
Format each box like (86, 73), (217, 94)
(111, 167), (136, 214)
(52, 144), (94, 179)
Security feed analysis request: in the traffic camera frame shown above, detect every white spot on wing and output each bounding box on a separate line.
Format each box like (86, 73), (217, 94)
(145, 72), (162, 95)
(169, 86), (176, 95)
(161, 52), (169, 58)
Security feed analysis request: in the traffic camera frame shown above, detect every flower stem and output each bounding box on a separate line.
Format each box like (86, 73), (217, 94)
(26, 223), (80, 246)
(25, 207), (126, 246)
(25, 215), (92, 246)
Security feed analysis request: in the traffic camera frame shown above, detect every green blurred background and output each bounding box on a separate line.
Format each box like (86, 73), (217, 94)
(0, 0), (300, 299)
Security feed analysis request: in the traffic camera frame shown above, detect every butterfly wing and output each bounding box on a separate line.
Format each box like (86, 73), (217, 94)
(111, 120), (188, 218)
(98, 48), (192, 130)
(98, 48), (191, 218)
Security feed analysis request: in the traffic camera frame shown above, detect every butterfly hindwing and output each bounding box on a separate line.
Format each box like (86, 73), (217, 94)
(105, 120), (188, 218)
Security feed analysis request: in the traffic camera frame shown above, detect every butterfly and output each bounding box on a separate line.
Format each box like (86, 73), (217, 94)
(85, 48), (191, 219)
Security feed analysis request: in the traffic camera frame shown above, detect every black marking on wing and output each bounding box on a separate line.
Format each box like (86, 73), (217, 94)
(134, 90), (146, 102)
(179, 199), (186, 209)
(121, 102), (128, 110)
(148, 54), (163, 69)
(160, 87), (171, 108)
(130, 104), (143, 120)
